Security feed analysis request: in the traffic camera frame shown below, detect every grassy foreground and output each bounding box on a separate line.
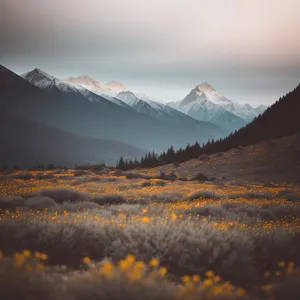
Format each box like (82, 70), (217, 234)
(0, 169), (300, 299)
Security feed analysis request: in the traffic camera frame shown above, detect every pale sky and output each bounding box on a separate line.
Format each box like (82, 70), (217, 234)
(1, 0), (300, 105)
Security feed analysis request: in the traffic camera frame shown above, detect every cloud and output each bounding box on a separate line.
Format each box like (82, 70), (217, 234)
(1, 0), (299, 104)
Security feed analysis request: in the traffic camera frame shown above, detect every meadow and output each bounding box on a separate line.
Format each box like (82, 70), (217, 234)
(0, 168), (300, 300)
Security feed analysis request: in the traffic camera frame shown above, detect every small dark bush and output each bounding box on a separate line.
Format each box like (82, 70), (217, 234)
(227, 191), (274, 200)
(35, 173), (55, 180)
(0, 200), (17, 212)
(277, 190), (300, 202)
(74, 170), (91, 177)
(91, 194), (127, 205)
(158, 171), (177, 181)
(190, 173), (209, 182)
(178, 177), (188, 181)
(198, 154), (210, 161)
(24, 196), (57, 210)
(188, 190), (222, 200)
(111, 170), (123, 176)
(11, 172), (33, 180)
(40, 188), (89, 204)
(125, 173), (151, 180)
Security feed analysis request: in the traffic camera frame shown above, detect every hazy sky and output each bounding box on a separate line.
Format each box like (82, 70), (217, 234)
(1, 0), (299, 105)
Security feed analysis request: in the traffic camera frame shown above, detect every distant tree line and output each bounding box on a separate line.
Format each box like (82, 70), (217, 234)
(117, 84), (300, 170)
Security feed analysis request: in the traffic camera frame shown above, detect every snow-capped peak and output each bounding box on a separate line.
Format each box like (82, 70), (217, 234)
(64, 76), (128, 97)
(192, 81), (232, 105)
(195, 81), (216, 93)
(168, 81), (267, 123)
(117, 90), (141, 106)
(23, 68), (54, 83)
(22, 68), (79, 93)
(106, 81), (127, 90)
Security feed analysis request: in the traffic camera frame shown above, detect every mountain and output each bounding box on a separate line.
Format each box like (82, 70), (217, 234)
(0, 109), (144, 168)
(1, 66), (225, 152)
(119, 84), (300, 173)
(22, 69), (131, 109)
(167, 84), (300, 162)
(168, 82), (266, 130)
(210, 110), (247, 131)
(65, 75), (128, 97)
(214, 84), (300, 149)
(116, 90), (212, 125)
(23, 68), (81, 93)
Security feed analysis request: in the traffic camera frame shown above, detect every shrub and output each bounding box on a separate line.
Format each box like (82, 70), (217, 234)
(0, 199), (17, 212)
(111, 170), (123, 176)
(198, 154), (210, 161)
(227, 192), (274, 200)
(91, 194), (127, 205)
(0, 196), (25, 207)
(277, 190), (300, 202)
(188, 190), (222, 200)
(158, 171), (177, 181)
(190, 173), (209, 182)
(126, 173), (151, 180)
(140, 179), (167, 187)
(150, 192), (183, 203)
(59, 201), (101, 212)
(11, 172), (33, 180)
(73, 170), (91, 177)
(35, 173), (55, 180)
(39, 188), (89, 204)
(141, 181), (152, 187)
(24, 196), (57, 210)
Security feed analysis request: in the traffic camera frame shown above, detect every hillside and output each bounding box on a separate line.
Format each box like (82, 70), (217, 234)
(0, 110), (145, 168)
(134, 133), (300, 184)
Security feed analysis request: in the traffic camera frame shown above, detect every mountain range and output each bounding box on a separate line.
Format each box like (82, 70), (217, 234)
(0, 65), (228, 167)
(168, 82), (267, 131)
(66, 76), (267, 132)
(0, 64), (269, 168)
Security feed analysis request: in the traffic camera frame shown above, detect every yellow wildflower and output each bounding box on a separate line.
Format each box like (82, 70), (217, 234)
(40, 253), (48, 261)
(149, 258), (159, 267)
(205, 270), (214, 277)
(100, 261), (114, 278)
(202, 279), (213, 287)
(192, 274), (201, 282)
(82, 256), (91, 264)
(14, 252), (26, 267)
(126, 254), (136, 265)
(158, 267), (167, 276)
(236, 288), (246, 296)
(23, 250), (31, 258)
(181, 275), (191, 284)
(141, 217), (150, 223)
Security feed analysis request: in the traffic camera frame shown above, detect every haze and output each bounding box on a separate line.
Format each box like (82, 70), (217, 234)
(1, 0), (300, 105)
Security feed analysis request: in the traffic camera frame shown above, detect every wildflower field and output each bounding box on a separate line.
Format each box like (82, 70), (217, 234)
(0, 168), (300, 300)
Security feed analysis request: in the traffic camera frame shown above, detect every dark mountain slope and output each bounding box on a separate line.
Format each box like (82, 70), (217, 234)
(0, 110), (144, 168)
(210, 84), (300, 151)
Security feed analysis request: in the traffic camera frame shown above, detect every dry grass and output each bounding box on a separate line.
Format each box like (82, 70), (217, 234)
(0, 169), (300, 299)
